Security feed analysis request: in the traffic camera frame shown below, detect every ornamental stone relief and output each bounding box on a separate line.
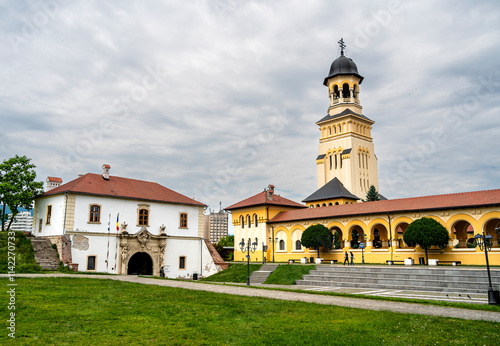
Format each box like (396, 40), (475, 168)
(118, 227), (167, 276)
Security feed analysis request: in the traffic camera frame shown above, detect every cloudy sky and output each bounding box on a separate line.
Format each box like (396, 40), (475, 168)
(1, 0), (499, 214)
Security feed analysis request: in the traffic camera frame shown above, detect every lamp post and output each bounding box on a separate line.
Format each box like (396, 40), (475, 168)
(262, 243), (268, 264)
(240, 237), (258, 286)
(475, 229), (499, 305)
(268, 236), (278, 263)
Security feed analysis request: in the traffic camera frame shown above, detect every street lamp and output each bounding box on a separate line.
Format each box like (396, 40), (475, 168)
(360, 233), (367, 264)
(240, 237), (258, 286)
(475, 229), (499, 305)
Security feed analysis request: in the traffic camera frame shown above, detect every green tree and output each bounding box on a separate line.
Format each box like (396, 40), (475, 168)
(301, 224), (333, 258)
(351, 229), (359, 249)
(403, 217), (450, 265)
(365, 185), (380, 201)
(217, 235), (234, 247)
(0, 155), (44, 232)
(333, 230), (341, 249)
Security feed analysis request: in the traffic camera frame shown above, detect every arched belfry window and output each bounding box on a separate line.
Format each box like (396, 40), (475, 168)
(329, 154), (332, 170)
(253, 214), (258, 227)
(335, 154), (338, 169)
(240, 215), (245, 228)
(342, 83), (350, 98)
(247, 214), (251, 228)
(333, 85), (340, 99)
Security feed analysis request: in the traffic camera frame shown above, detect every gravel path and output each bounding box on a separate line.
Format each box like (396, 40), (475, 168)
(6, 274), (500, 323)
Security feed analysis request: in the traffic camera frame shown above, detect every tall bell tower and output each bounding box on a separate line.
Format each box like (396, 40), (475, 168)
(314, 39), (379, 201)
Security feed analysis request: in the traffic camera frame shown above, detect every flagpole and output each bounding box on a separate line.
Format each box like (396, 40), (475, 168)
(106, 213), (110, 273)
(114, 213), (119, 272)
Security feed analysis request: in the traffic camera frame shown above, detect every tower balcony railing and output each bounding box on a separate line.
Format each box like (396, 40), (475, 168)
(331, 97), (360, 105)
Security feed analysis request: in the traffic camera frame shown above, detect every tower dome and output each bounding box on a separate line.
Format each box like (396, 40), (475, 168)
(323, 54), (364, 86)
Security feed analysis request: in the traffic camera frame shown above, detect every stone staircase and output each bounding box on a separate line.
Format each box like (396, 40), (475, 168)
(30, 237), (60, 270)
(250, 263), (280, 284)
(296, 266), (500, 294)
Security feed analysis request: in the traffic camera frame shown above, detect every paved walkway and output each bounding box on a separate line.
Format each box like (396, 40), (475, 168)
(5, 274), (500, 323)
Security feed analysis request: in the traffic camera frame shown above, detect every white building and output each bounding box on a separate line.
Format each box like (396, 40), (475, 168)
(33, 165), (225, 278)
(4, 211), (33, 233)
(207, 208), (229, 244)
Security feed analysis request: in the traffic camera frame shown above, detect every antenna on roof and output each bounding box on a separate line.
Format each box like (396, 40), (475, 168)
(338, 38), (346, 56)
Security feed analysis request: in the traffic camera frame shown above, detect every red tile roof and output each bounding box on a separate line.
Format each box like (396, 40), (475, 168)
(39, 173), (205, 207)
(270, 189), (500, 223)
(47, 177), (63, 182)
(226, 191), (305, 210)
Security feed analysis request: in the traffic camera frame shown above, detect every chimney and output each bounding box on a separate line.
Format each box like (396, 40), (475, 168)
(102, 164), (110, 180)
(46, 177), (62, 191)
(266, 184), (275, 201)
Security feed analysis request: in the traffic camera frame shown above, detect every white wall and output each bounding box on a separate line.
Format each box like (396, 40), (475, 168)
(73, 195), (200, 237)
(34, 195), (65, 236)
(71, 234), (119, 274)
(163, 237), (220, 279)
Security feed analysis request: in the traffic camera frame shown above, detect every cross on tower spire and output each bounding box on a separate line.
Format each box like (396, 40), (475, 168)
(338, 38), (346, 56)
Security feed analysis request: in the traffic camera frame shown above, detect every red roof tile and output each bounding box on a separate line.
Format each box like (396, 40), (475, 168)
(270, 189), (500, 223)
(39, 173), (205, 207)
(47, 177), (63, 182)
(226, 191), (305, 210)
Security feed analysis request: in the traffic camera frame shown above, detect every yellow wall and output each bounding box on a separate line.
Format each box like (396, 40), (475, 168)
(231, 204), (500, 265)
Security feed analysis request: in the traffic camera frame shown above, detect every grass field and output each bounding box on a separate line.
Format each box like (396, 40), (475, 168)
(2, 277), (499, 345)
(264, 264), (316, 285)
(200, 263), (262, 282)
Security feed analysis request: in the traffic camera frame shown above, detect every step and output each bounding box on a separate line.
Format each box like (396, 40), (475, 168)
(311, 266), (500, 276)
(301, 274), (495, 290)
(30, 237), (60, 270)
(249, 264), (280, 284)
(295, 279), (487, 294)
(307, 271), (500, 282)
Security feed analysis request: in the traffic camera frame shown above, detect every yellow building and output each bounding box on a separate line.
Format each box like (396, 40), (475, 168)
(227, 40), (500, 266)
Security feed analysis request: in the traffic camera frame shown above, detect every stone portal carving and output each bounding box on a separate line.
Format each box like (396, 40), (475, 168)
(118, 227), (167, 276)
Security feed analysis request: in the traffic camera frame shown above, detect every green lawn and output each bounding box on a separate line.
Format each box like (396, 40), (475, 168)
(2, 277), (499, 345)
(264, 264), (316, 285)
(201, 263), (262, 283)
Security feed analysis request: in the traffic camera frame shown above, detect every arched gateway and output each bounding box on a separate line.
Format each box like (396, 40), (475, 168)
(127, 252), (153, 275)
(118, 227), (166, 276)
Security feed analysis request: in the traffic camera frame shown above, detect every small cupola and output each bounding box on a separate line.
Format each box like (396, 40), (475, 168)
(46, 177), (62, 191)
(102, 164), (110, 180)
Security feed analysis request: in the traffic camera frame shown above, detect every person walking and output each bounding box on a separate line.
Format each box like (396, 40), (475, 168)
(350, 251), (354, 265)
(343, 251), (349, 265)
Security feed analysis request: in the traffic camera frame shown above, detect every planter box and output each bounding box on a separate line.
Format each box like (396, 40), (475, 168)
(404, 258), (414, 266)
(300, 257), (308, 264)
(428, 259), (439, 266)
(315, 258), (324, 264)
